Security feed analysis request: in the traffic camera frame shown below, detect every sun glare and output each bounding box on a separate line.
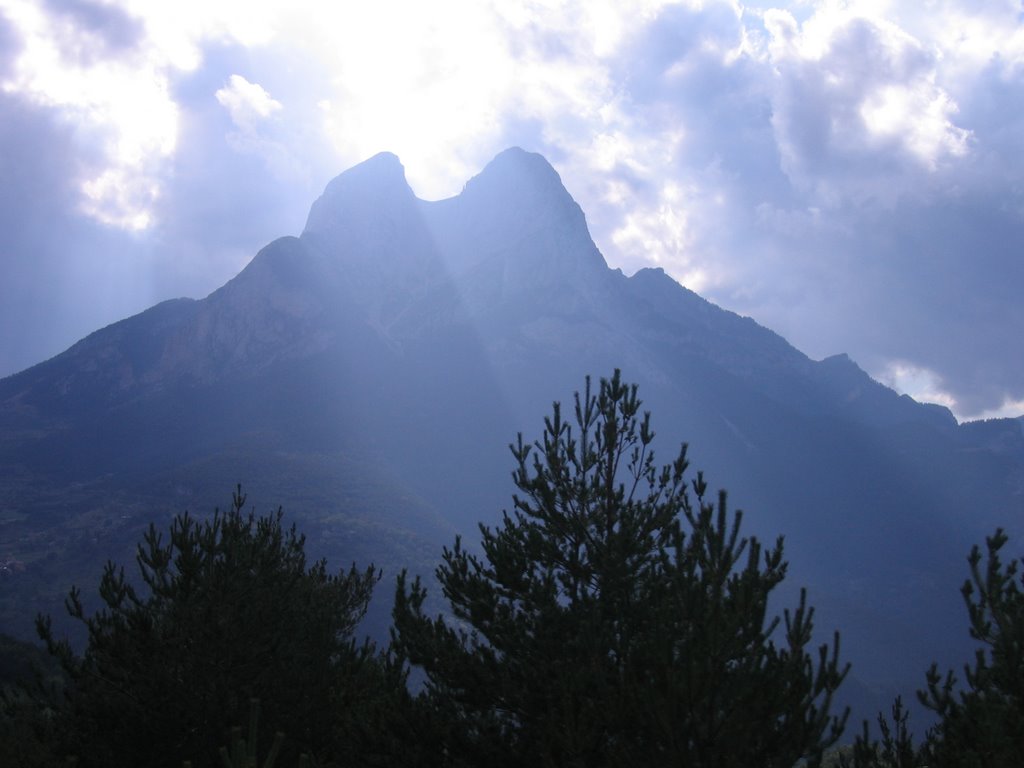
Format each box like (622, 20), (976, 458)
(277, 0), (520, 200)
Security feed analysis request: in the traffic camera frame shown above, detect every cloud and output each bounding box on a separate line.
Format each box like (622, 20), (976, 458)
(0, 0), (178, 228)
(215, 73), (281, 131)
(0, 6), (19, 77)
(0, 0), (286, 230)
(551, 1), (787, 291)
(876, 361), (958, 411)
(0, 40), (325, 379)
(763, 7), (971, 204)
(0, 88), (160, 374)
(736, 3), (1024, 419)
(39, 0), (143, 59)
(972, 398), (1024, 422)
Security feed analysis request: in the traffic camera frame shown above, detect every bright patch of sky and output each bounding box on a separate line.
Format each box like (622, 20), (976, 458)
(877, 361), (958, 410)
(0, 0), (1021, 422)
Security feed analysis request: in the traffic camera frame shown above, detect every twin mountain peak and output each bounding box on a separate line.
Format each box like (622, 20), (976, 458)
(294, 146), (607, 320)
(4, 147), (955, 437)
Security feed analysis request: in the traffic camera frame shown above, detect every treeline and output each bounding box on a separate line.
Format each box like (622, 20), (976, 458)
(1, 372), (1020, 767)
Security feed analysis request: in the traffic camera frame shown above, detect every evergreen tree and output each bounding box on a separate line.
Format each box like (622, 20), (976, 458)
(0, 633), (65, 768)
(918, 528), (1024, 766)
(34, 486), (388, 767)
(392, 371), (849, 767)
(846, 529), (1024, 768)
(843, 697), (924, 768)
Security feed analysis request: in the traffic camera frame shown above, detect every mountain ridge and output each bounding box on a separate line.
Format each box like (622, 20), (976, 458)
(0, 149), (967, 433)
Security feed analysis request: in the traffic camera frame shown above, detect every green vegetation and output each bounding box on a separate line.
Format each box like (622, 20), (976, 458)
(0, 633), (65, 768)
(845, 529), (1024, 768)
(210, 699), (295, 768)
(392, 370), (849, 767)
(16, 487), (409, 767)
(1, 371), (1020, 766)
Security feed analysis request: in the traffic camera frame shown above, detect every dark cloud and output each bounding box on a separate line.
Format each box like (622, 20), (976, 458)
(611, 6), (798, 210)
(842, 191), (1024, 415)
(756, 22), (1024, 415)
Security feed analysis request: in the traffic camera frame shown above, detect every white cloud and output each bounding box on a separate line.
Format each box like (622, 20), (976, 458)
(0, 0), (178, 229)
(216, 74), (282, 131)
(116, 0), (278, 69)
(875, 360), (958, 412)
(0, 0), (286, 229)
(762, 4), (973, 203)
(858, 82), (970, 168)
(892, 0), (1024, 79)
(968, 397), (1024, 422)
(612, 181), (695, 273)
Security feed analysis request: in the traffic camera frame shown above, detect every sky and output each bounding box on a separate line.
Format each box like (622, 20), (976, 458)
(0, 0), (1022, 421)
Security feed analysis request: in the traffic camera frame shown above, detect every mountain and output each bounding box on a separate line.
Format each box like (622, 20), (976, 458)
(1, 147), (1022, 723)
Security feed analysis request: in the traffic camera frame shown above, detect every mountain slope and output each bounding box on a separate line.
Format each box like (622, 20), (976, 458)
(1, 147), (1021, 722)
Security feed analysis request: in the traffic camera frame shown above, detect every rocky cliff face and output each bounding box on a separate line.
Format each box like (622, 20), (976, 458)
(1, 148), (1021, 722)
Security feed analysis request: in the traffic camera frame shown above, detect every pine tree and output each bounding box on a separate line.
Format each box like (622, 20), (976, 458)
(35, 486), (386, 768)
(917, 528), (1024, 766)
(392, 371), (849, 767)
(844, 697), (924, 768)
(844, 529), (1024, 768)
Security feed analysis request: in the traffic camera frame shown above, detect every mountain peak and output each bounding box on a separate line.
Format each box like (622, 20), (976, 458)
(331, 150), (407, 189)
(463, 147), (574, 208)
(449, 147), (592, 251)
(422, 148), (607, 288)
(482, 146), (561, 180)
(302, 151), (414, 240)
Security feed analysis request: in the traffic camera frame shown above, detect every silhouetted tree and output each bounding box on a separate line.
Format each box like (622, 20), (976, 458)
(34, 487), (388, 767)
(844, 697), (924, 768)
(0, 633), (65, 768)
(392, 370), (849, 767)
(919, 528), (1024, 766)
(845, 529), (1024, 768)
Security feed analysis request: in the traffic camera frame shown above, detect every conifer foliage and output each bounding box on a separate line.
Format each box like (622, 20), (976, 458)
(920, 528), (1024, 764)
(392, 370), (849, 767)
(35, 487), (385, 768)
(848, 528), (1024, 767)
